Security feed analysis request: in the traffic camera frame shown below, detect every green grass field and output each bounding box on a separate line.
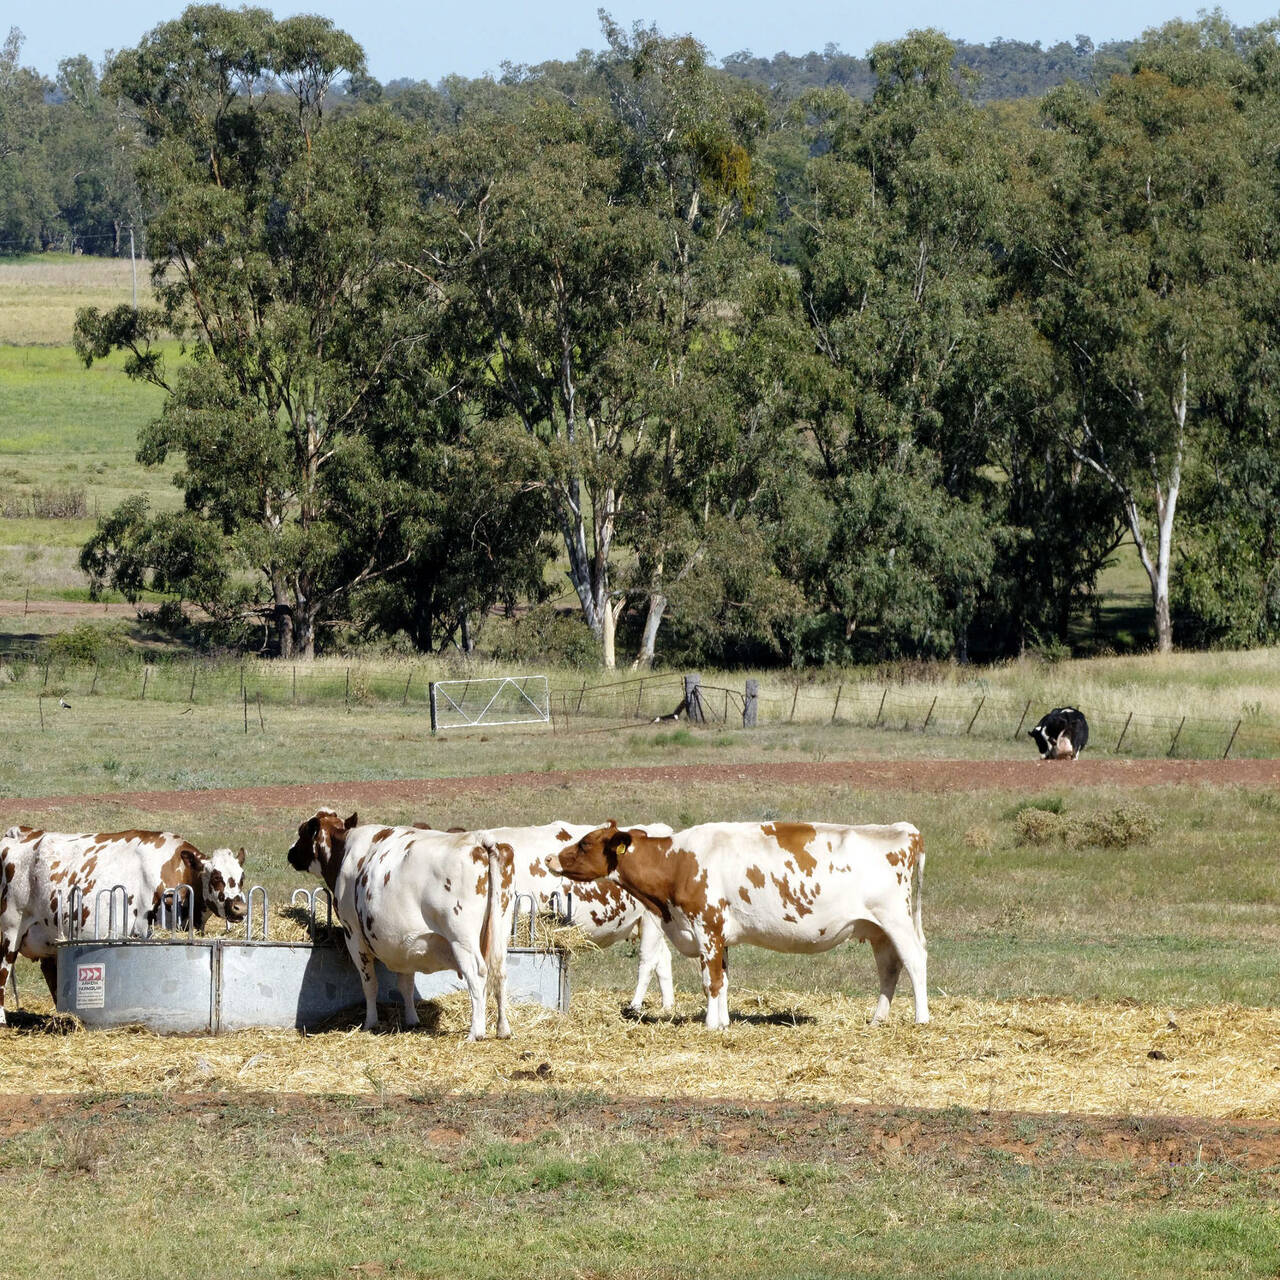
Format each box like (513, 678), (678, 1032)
(2, 1095), (1276, 1280)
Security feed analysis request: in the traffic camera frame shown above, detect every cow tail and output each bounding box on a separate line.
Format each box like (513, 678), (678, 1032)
(911, 829), (926, 951)
(478, 835), (504, 980)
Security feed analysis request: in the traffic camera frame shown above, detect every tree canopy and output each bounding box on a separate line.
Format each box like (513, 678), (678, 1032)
(44, 6), (1280, 665)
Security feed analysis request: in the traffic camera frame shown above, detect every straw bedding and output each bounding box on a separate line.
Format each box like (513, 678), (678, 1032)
(3, 987), (1277, 1119)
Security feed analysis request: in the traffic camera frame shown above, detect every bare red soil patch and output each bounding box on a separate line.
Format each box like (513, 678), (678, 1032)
(7, 756), (1280, 818)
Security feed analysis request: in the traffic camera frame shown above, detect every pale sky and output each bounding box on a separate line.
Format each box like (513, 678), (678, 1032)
(9, 0), (1280, 84)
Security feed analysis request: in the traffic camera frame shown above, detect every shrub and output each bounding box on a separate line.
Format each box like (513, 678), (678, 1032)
(1013, 802), (1160, 850)
(491, 605), (599, 670)
(1014, 807), (1067, 845)
(1070, 804), (1160, 849)
(962, 824), (996, 852)
(41, 622), (127, 665)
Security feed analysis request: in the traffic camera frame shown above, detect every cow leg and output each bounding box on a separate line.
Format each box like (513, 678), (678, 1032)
(629, 914), (673, 1013)
(451, 943), (489, 1041)
(39, 955), (57, 999)
(876, 917), (930, 1024)
(869, 934), (902, 1024)
(395, 971), (419, 1029)
(0, 943), (17, 1025)
(342, 932), (380, 1030)
(697, 932), (729, 1031)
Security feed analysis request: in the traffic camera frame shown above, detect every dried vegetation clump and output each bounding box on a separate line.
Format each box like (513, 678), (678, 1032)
(1014, 803), (1160, 849)
(2, 987), (1276, 1120)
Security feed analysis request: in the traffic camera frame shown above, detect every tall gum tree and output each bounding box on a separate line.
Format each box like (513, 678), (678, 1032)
(1015, 18), (1257, 652)
(74, 6), (432, 657)
(424, 22), (769, 668)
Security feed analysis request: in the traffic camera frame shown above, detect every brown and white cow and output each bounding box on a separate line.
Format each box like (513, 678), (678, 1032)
(0, 825), (249, 1023)
(503, 822), (676, 1012)
(550, 820), (928, 1030)
(286, 810), (515, 1041)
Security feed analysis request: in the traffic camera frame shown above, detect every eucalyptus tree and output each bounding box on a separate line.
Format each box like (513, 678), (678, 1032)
(1012, 17), (1259, 652)
(790, 31), (1004, 660)
(74, 6), (441, 657)
(0, 28), (56, 251)
(423, 23), (775, 668)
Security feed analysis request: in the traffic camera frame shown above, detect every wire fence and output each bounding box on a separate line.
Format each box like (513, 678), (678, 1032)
(1, 652), (1278, 759)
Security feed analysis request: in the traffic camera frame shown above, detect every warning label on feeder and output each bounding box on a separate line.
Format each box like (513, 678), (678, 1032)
(76, 963), (105, 1009)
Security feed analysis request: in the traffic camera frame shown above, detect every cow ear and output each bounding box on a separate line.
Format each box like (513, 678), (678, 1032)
(345, 812), (358, 830)
(236, 847), (247, 867)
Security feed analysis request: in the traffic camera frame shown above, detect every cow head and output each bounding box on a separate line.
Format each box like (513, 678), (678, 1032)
(287, 809), (358, 886)
(202, 846), (249, 921)
(1028, 712), (1067, 760)
(548, 822), (632, 882)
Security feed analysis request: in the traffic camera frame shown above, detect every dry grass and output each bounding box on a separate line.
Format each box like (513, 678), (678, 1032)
(4, 986), (1277, 1119)
(0, 254), (152, 345)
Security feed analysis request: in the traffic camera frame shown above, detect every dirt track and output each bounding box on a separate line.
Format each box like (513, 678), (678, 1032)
(7, 755), (1280, 816)
(0, 1093), (1277, 1180)
(0, 599), (137, 617)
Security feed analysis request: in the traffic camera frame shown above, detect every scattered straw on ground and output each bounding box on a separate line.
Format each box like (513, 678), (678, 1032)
(3, 989), (1278, 1119)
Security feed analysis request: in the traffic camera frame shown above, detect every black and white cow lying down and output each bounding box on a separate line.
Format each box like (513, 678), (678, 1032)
(1029, 707), (1089, 760)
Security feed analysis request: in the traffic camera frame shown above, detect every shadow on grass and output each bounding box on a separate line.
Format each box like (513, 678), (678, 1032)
(622, 1004), (817, 1028)
(3, 1009), (79, 1035)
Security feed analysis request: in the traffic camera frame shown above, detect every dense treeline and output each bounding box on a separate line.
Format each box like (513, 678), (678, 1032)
(12, 6), (1280, 667)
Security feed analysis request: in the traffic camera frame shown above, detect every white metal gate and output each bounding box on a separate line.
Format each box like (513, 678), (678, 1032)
(428, 674), (550, 731)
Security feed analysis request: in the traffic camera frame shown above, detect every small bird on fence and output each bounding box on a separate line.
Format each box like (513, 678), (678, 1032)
(58, 697), (71, 710)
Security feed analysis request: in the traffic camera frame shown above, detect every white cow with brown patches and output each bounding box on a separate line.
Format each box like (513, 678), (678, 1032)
(286, 810), (515, 1041)
(550, 819), (928, 1030)
(499, 821), (676, 1013)
(0, 825), (249, 1024)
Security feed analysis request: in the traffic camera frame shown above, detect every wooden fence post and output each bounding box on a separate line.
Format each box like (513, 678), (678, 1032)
(1224, 719), (1242, 760)
(428, 682), (438, 734)
(789, 684), (800, 723)
(967, 696), (986, 735)
(743, 679), (758, 729)
(1114, 712), (1133, 754)
(89, 661), (99, 696)
(37, 695), (44, 731)
(830, 683), (843, 724)
(189, 659), (198, 704)
(1013, 698), (1032, 739)
(243, 687), (249, 734)
(922, 696), (938, 733)
(257, 691), (265, 731)
(141, 665), (150, 700)
(684, 673), (704, 725)
(402, 670), (413, 706)
(874, 687), (887, 727)
(1167, 716), (1186, 757)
